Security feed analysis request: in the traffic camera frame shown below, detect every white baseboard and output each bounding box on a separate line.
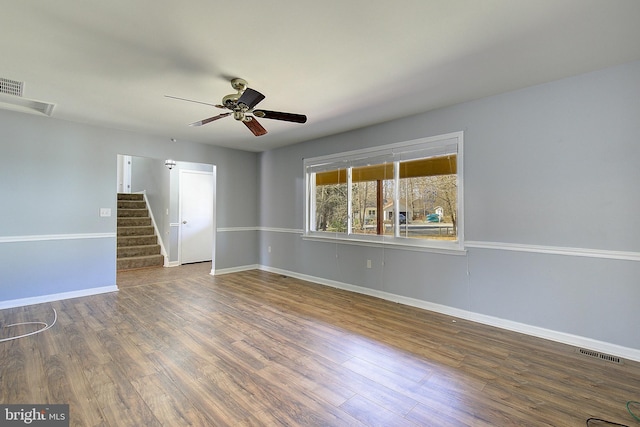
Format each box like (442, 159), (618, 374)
(212, 264), (260, 276)
(258, 265), (640, 363)
(0, 285), (118, 310)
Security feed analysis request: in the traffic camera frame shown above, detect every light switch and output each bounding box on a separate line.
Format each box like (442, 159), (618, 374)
(100, 208), (111, 217)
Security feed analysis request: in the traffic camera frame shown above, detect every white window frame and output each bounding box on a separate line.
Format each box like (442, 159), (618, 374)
(303, 131), (465, 254)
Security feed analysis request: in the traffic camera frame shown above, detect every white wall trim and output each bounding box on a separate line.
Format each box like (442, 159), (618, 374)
(217, 227), (259, 232)
(259, 227), (303, 234)
(217, 227), (303, 234)
(0, 233), (116, 243)
(258, 265), (640, 363)
(0, 285), (118, 310)
(465, 240), (640, 262)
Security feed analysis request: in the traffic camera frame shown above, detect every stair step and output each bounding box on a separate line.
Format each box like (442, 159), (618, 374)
(117, 193), (144, 201)
(118, 200), (147, 209)
(117, 217), (151, 227)
(117, 225), (155, 237)
(118, 235), (157, 247)
(118, 208), (149, 218)
(117, 254), (163, 271)
(118, 244), (161, 258)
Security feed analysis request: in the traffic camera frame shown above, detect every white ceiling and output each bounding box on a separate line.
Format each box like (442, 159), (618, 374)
(2, 1), (640, 152)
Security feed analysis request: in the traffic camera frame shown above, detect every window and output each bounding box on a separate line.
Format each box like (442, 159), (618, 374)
(304, 132), (463, 251)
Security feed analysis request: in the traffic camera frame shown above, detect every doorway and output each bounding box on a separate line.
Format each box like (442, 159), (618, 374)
(117, 155), (216, 271)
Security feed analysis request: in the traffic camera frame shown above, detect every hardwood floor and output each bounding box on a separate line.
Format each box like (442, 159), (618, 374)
(1, 263), (639, 426)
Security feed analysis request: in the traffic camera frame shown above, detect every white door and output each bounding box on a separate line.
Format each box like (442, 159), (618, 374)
(179, 170), (214, 264)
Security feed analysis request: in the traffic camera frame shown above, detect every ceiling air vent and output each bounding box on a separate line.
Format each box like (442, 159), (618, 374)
(0, 78), (24, 97)
(0, 77), (54, 116)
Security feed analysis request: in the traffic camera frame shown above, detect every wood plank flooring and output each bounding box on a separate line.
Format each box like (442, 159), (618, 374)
(1, 263), (639, 426)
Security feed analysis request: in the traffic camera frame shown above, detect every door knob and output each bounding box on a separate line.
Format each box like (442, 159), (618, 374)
(182, 220), (187, 224)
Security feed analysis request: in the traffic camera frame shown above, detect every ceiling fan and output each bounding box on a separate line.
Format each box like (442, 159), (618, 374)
(166, 78), (307, 137)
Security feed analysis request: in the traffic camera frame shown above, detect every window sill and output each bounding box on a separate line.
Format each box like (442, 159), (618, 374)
(301, 233), (467, 256)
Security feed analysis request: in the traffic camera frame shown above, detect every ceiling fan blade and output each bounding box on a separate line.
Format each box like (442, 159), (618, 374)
(243, 117), (268, 136)
(252, 109), (307, 123)
(165, 95), (224, 109)
(237, 88), (265, 109)
(189, 112), (231, 126)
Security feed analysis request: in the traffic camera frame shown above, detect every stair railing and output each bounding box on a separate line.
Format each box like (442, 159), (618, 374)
(136, 191), (168, 267)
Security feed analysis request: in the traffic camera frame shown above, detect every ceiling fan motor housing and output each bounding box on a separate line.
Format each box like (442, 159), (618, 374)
(222, 93), (239, 108)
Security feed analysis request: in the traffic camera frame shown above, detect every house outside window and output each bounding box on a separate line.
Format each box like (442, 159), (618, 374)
(304, 132), (464, 252)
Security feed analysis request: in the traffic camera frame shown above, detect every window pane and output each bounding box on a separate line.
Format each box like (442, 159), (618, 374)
(315, 182), (348, 233)
(351, 180), (378, 235)
(397, 173), (457, 240)
(382, 178), (395, 237)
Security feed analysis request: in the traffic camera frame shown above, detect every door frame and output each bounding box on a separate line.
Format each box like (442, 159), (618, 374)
(177, 168), (216, 272)
(116, 154), (132, 193)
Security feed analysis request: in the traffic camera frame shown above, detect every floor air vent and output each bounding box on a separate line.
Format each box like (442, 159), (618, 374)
(0, 78), (24, 97)
(578, 348), (623, 364)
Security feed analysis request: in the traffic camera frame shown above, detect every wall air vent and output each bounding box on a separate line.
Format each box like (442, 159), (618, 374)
(0, 78), (24, 97)
(578, 348), (623, 364)
(0, 77), (55, 117)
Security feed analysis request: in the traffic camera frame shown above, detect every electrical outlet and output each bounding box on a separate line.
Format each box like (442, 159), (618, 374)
(99, 208), (111, 217)
(268, 246), (272, 253)
(367, 259), (372, 269)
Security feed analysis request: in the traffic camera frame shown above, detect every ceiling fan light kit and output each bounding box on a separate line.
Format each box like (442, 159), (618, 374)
(169, 78), (306, 137)
(165, 159), (176, 170)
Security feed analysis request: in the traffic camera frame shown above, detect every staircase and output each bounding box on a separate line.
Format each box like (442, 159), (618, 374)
(117, 193), (164, 270)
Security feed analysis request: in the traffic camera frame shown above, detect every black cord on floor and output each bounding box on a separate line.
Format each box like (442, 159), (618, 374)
(586, 417), (629, 427)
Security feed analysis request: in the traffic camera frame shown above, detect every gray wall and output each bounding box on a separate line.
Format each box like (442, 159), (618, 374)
(0, 112), (259, 303)
(258, 60), (640, 352)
